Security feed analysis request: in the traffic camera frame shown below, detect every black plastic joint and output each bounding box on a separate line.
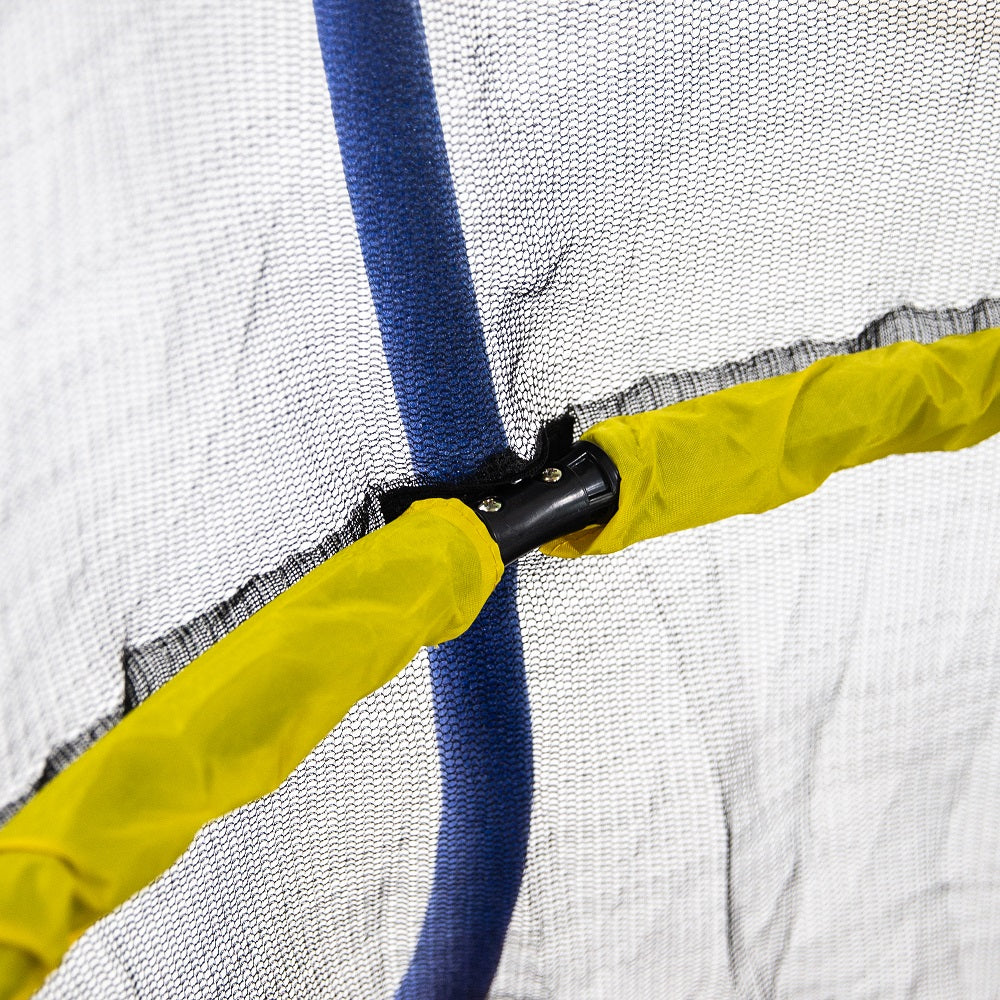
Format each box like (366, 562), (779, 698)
(463, 441), (620, 564)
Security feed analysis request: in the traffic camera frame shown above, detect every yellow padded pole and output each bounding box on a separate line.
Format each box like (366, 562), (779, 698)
(4, 327), (1000, 998)
(543, 327), (1000, 557)
(0, 499), (504, 1000)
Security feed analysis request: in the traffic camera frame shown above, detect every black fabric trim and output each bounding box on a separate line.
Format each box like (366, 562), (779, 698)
(0, 711), (122, 826)
(571, 298), (1000, 430)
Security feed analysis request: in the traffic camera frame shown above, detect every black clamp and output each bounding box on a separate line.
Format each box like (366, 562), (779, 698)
(463, 440), (620, 563)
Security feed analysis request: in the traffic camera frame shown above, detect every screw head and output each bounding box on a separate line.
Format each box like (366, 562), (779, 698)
(541, 467), (563, 483)
(478, 497), (502, 513)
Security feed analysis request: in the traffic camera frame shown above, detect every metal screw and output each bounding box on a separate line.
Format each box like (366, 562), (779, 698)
(478, 497), (502, 513)
(541, 467), (563, 483)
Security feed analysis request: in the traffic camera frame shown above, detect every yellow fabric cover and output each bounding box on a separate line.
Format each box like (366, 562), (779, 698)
(3, 328), (1000, 999)
(0, 499), (504, 1000)
(543, 327), (1000, 558)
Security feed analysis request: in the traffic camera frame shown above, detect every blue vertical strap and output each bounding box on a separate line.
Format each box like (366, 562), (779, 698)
(398, 570), (531, 998)
(311, 2), (533, 997)
(313, 0), (504, 479)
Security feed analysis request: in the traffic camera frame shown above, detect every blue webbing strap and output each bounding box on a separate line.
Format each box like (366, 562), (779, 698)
(311, 1), (533, 995)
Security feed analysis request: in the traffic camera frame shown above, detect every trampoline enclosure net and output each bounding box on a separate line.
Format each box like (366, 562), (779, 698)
(1, 0), (1000, 997)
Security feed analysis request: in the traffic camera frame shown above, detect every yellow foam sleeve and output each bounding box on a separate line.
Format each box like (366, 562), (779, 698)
(543, 327), (1000, 557)
(0, 499), (504, 1000)
(4, 327), (1000, 998)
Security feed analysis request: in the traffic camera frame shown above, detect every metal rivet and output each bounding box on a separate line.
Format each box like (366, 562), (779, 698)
(541, 467), (563, 483)
(478, 497), (502, 513)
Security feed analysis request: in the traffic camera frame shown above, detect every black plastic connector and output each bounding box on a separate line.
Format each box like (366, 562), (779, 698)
(463, 440), (620, 563)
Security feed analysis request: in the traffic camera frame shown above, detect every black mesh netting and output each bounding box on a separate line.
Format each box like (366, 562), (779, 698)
(3, 2), (1000, 997)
